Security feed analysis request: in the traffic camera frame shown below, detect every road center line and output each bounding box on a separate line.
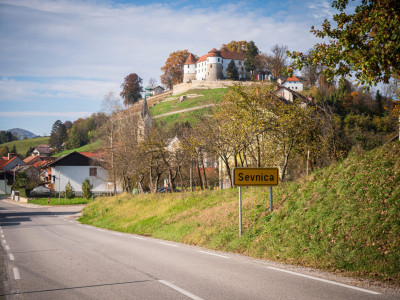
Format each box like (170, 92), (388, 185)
(198, 250), (229, 258)
(13, 267), (21, 280)
(159, 242), (178, 247)
(9, 253), (15, 260)
(267, 266), (380, 295)
(2, 239), (6, 244)
(158, 280), (204, 300)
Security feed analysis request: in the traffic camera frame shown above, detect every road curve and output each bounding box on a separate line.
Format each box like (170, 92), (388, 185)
(0, 198), (397, 300)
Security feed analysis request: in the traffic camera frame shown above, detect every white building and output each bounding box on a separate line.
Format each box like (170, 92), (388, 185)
(183, 48), (247, 82)
(281, 75), (303, 91)
(48, 151), (122, 196)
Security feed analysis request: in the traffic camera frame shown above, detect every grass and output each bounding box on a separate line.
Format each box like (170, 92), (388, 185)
(29, 197), (91, 205)
(52, 140), (102, 157)
(80, 141), (400, 285)
(149, 88), (226, 118)
(0, 136), (49, 156)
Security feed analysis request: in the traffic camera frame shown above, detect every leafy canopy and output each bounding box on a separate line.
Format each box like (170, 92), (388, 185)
(120, 73), (143, 106)
(288, 0), (400, 86)
(160, 50), (190, 89)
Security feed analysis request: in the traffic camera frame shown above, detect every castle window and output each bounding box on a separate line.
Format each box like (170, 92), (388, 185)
(210, 65), (212, 68)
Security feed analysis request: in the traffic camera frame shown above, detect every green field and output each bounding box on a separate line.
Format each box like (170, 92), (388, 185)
(80, 141), (400, 285)
(0, 136), (49, 156)
(150, 88), (226, 116)
(52, 140), (102, 157)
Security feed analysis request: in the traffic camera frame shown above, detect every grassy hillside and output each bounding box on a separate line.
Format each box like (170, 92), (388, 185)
(149, 88), (226, 127)
(52, 140), (102, 157)
(80, 141), (400, 284)
(0, 136), (49, 156)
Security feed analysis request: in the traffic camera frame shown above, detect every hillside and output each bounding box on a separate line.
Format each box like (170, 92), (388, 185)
(149, 88), (227, 126)
(80, 141), (400, 285)
(0, 136), (49, 156)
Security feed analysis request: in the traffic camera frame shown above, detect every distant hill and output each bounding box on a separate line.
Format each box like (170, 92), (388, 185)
(7, 128), (37, 140)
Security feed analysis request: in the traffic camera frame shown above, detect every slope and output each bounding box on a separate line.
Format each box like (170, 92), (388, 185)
(80, 141), (400, 284)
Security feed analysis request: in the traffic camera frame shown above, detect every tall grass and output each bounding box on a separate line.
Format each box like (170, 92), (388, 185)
(80, 141), (400, 284)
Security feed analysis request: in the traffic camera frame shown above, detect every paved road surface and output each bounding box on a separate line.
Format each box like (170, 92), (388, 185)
(0, 198), (398, 299)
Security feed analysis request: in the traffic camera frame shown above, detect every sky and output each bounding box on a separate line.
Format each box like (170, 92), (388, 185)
(0, 0), (338, 136)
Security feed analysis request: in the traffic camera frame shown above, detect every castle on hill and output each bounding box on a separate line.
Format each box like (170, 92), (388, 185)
(183, 48), (247, 82)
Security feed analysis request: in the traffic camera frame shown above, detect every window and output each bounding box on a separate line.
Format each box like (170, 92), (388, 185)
(210, 64), (212, 68)
(90, 168), (97, 176)
(218, 58), (220, 62)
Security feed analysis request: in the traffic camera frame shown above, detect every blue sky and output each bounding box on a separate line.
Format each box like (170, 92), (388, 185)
(0, 0), (337, 136)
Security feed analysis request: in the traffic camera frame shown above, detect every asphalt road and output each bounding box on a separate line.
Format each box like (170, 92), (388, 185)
(0, 198), (398, 300)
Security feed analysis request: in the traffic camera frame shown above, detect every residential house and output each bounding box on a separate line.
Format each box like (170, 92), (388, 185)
(0, 171), (13, 194)
(0, 154), (25, 171)
(32, 144), (51, 157)
(48, 151), (121, 196)
(281, 75), (304, 92)
(145, 86), (165, 97)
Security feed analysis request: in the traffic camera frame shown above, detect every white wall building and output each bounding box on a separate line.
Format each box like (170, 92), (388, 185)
(48, 152), (122, 196)
(183, 48), (247, 82)
(281, 75), (303, 91)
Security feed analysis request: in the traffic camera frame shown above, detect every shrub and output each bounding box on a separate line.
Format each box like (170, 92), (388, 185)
(62, 181), (75, 199)
(82, 178), (93, 199)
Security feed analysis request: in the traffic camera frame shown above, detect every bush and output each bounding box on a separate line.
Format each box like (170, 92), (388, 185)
(82, 178), (93, 200)
(62, 181), (75, 199)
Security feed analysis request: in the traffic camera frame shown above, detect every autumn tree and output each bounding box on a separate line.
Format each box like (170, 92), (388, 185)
(120, 73), (143, 106)
(288, 0), (400, 86)
(220, 41), (248, 53)
(300, 49), (323, 87)
(160, 50), (190, 89)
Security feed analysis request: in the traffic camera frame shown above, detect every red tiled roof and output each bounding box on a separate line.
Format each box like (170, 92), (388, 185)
(196, 49), (245, 63)
(284, 75), (300, 82)
(33, 161), (48, 168)
(184, 53), (197, 65)
(23, 155), (40, 165)
(220, 50), (246, 60)
(80, 151), (104, 159)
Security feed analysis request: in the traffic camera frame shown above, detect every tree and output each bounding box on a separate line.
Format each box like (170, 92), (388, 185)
(220, 41), (248, 53)
(49, 120), (67, 152)
(266, 44), (289, 77)
(11, 144), (17, 155)
(288, 0), (400, 86)
(120, 73), (143, 106)
(300, 49), (323, 87)
(0, 146), (9, 157)
(160, 50), (190, 89)
(82, 178), (93, 199)
(63, 181), (75, 199)
(226, 60), (239, 80)
(245, 41), (259, 74)
(13, 172), (28, 190)
(67, 126), (82, 149)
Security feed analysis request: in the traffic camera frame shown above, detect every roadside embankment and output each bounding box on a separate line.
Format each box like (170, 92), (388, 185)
(80, 141), (400, 285)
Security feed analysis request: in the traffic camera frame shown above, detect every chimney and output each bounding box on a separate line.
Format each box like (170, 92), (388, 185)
(8, 153), (15, 160)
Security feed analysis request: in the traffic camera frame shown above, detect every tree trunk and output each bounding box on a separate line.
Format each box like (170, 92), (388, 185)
(201, 151), (208, 189)
(197, 157), (203, 190)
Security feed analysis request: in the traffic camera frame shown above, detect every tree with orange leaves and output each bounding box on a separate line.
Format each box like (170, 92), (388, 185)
(160, 50), (190, 89)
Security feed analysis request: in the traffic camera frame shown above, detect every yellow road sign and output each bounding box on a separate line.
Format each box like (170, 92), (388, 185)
(233, 168), (279, 186)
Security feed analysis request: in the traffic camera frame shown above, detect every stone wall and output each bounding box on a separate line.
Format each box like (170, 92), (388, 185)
(173, 80), (267, 95)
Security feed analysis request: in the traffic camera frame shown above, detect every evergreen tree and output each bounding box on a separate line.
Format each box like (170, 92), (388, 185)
(375, 90), (384, 116)
(67, 126), (81, 149)
(0, 146), (9, 157)
(49, 120), (67, 152)
(245, 41), (259, 74)
(226, 60), (239, 80)
(11, 144), (17, 155)
(82, 178), (93, 199)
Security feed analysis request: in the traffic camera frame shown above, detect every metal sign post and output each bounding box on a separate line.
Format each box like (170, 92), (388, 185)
(233, 167), (279, 237)
(239, 187), (242, 237)
(270, 186), (273, 212)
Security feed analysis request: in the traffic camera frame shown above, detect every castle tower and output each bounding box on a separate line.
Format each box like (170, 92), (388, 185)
(205, 48), (223, 81)
(183, 53), (197, 83)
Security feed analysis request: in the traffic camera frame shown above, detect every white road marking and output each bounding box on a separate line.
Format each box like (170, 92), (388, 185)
(267, 266), (381, 295)
(131, 236), (145, 240)
(112, 232), (123, 236)
(5, 245), (10, 250)
(159, 280), (204, 300)
(159, 242), (178, 247)
(13, 267), (21, 280)
(9, 253), (15, 260)
(198, 250), (229, 258)
(1, 234), (4, 238)
(2, 239), (6, 244)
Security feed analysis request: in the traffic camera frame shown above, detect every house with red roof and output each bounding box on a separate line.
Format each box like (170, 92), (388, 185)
(183, 48), (247, 82)
(281, 75), (304, 92)
(0, 154), (25, 171)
